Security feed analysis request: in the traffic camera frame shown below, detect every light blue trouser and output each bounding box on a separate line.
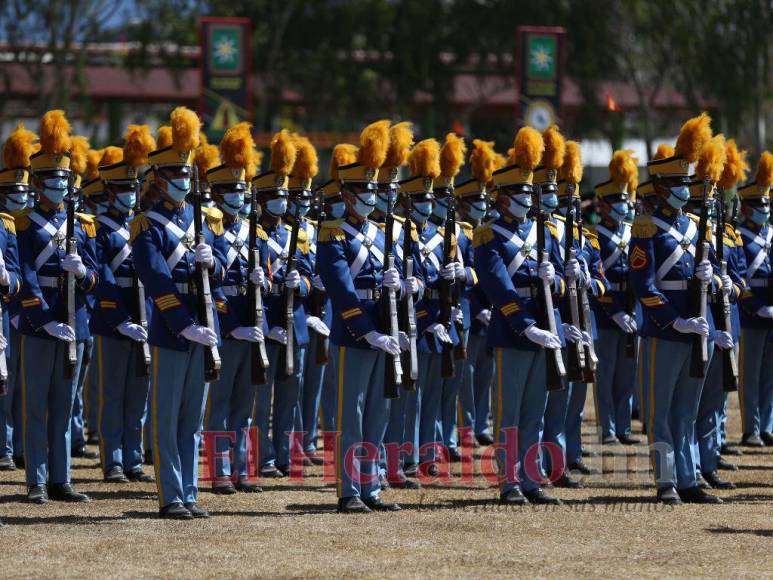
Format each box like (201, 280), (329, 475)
(493, 347), (548, 493)
(442, 330), (469, 450)
(0, 327), (21, 458)
(319, 348), (337, 436)
(697, 345), (724, 473)
(253, 341), (305, 468)
(21, 335), (85, 486)
(647, 338), (707, 490)
(204, 339), (258, 479)
(302, 334), (327, 452)
(70, 336), (92, 449)
(150, 344), (208, 508)
(329, 344), (389, 499)
(458, 333), (494, 436)
(566, 381), (587, 465)
(85, 343), (99, 436)
(637, 338), (651, 433)
(594, 328), (636, 438)
(96, 336), (149, 474)
(543, 380), (571, 474)
(383, 378), (420, 471)
(739, 328), (773, 436)
(418, 352), (443, 464)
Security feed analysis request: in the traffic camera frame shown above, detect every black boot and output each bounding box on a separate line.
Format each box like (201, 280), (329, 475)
(27, 484), (48, 504)
(678, 486), (723, 504)
(362, 496), (402, 512)
(499, 487), (528, 505)
(49, 483), (90, 503)
(524, 487), (561, 505)
(159, 502), (192, 520)
(702, 471), (736, 490)
(656, 486), (682, 505)
(337, 496), (371, 514)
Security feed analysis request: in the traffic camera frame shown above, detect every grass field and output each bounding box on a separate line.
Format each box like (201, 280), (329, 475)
(0, 395), (771, 579)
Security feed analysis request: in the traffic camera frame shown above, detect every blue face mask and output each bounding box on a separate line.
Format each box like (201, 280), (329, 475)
(540, 193), (558, 213)
(375, 190), (397, 214)
(353, 191), (376, 218)
(289, 199), (311, 218)
(411, 201), (433, 224)
(42, 177), (68, 204)
(507, 193), (532, 218)
(432, 197), (448, 219)
(164, 177), (191, 202)
(239, 202), (252, 217)
(113, 192), (136, 213)
(626, 203), (636, 222)
(94, 201), (110, 215)
(666, 186), (689, 209)
(609, 201), (629, 223)
(751, 206), (770, 225)
(465, 200), (487, 221)
(221, 192), (244, 216)
(5, 192), (28, 212)
(328, 201), (346, 219)
(487, 208), (500, 221)
(265, 197), (288, 217)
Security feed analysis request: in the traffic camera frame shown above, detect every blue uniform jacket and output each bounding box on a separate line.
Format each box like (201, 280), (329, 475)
(737, 221), (772, 329)
(16, 206), (98, 341)
(592, 220), (631, 330)
(131, 200), (227, 351)
(0, 213), (23, 352)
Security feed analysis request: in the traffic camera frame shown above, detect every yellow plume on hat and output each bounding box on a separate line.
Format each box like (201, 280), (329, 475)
(124, 125), (156, 169)
(69, 136), (90, 175)
(653, 144), (675, 160)
(195, 143), (220, 178)
(291, 135), (319, 180)
(384, 122), (414, 168)
(330, 144), (358, 180)
(100, 146), (123, 167)
(718, 139), (749, 190)
(755, 151), (773, 188)
(541, 125), (565, 170)
(675, 112), (712, 163)
(609, 150), (638, 193)
(358, 120), (390, 170)
(39, 110), (72, 155)
(494, 152), (508, 171)
(560, 141), (583, 185)
(409, 139), (441, 179)
(156, 126), (173, 149)
(3, 123), (37, 169)
(506, 147), (515, 165)
(220, 122), (254, 171)
(246, 148), (263, 181)
(470, 139), (497, 184)
(269, 129), (296, 177)
(439, 133), (466, 178)
(86, 149), (103, 180)
(513, 127), (544, 171)
(695, 134), (726, 184)
(170, 107), (201, 152)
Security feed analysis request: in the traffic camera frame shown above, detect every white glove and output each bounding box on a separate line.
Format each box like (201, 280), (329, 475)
(249, 267), (265, 287)
(695, 260), (713, 282)
(713, 330), (734, 350)
(427, 323), (453, 344)
(10, 315), (19, 330)
(305, 315), (330, 337)
(0, 250), (9, 287)
(194, 243), (214, 268)
(524, 325), (561, 349)
(398, 331), (409, 351)
(453, 262), (467, 281)
(611, 312), (637, 334)
(756, 306), (773, 319)
(268, 326), (288, 344)
(475, 309), (491, 325)
(672, 317), (709, 336)
(62, 253), (87, 279)
(181, 324), (218, 347)
(43, 321), (75, 342)
(117, 321), (147, 342)
(312, 274), (325, 291)
(230, 326), (265, 342)
(721, 275), (733, 294)
(284, 269), (301, 289)
(364, 330), (401, 355)
(440, 263), (456, 281)
(562, 323), (583, 344)
(405, 276), (419, 295)
(565, 258), (581, 281)
(382, 267), (400, 290)
(451, 306), (464, 324)
(538, 261), (555, 284)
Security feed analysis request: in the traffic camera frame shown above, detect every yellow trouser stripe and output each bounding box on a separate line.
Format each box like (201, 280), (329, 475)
(336, 347), (345, 497)
(637, 340), (644, 418)
(151, 347), (164, 507)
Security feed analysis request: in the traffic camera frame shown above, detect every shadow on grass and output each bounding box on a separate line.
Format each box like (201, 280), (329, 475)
(3, 514), (126, 525)
(707, 526), (773, 538)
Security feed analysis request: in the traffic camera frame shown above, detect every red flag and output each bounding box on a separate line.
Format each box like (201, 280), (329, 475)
(606, 94), (620, 112)
(452, 119), (465, 136)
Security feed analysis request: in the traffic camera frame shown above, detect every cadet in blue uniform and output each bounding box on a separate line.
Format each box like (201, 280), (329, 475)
(204, 123), (266, 493)
(19, 111), (97, 504)
(131, 107), (227, 520)
(92, 126), (156, 484)
(318, 120), (418, 513)
(736, 151), (773, 447)
(0, 125), (32, 471)
(592, 150), (640, 446)
(474, 127), (566, 505)
(630, 113), (722, 504)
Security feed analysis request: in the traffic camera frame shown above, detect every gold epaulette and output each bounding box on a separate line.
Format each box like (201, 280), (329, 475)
(554, 213), (566, 222)
(14, 208), (31, 232)
(76, 213), (96, 238)
(296, 225), (310, 254)
(437, 227), (458, 259)
(546, 219), (559, 238)
(255, 223), (268, 241)
(318, 219), (345, 242)
(459, 220), (474, 240)
(203, 207), (224, 236)
(584, 227), (600, 250)
(0, 213), (15, 235)
(473, 223), (494, 248)
(632, 214), (656, 238)
(393, 214), (406, 224)
(304, 218), (318, 227)
(735, 231), (743, 246)
(722, 234), (736, 248)
(129, 213), (150, 243)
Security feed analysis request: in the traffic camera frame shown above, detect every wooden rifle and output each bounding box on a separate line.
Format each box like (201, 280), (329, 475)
(382, 191), (403, 398)
(399, 196), (418, 390)
(277, 199), (300, 378)
(561, 200), (586, 381)
(64, 173), (78, 379)
(534, 184), (565, 390)
(450, 196), (466, 363)
(131, 179), (151, 377)
(310, 188), (329, 365)
(712, 189), (739, 391)
(688, 178), (711, 378)
(574, 198), (598, 382)
(623, 205), (637, 358)
(439, 195), (456, 378)
(192, 166), (221, 381)
(248, 187), (269, 385)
